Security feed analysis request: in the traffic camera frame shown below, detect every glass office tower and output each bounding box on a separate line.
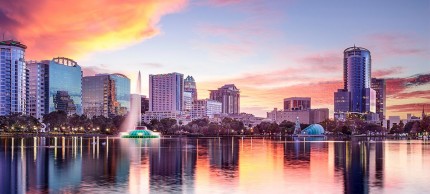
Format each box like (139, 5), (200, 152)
(48, 57), (82, 115)
(0, 40), (27, 116)
(343, 46), (372, 113)
(82, 74), (130, 117)
(334, 46), (377, 120)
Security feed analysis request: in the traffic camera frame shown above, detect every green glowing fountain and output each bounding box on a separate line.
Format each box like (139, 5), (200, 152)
(121, 126), (160, 138)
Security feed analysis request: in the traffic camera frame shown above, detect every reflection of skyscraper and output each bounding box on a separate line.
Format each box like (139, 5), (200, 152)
(334, 141), (370, 194)
(283, 139), (311, 166)
(54, 91), (77, 115)
(149, 139), (183, 189)
(208, 138), (239, 173)
(82, 74), (130, 117)
(0, 40), (27, 116)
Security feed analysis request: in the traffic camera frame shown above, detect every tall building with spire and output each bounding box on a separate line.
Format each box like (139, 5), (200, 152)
(334, 46), (377, 121)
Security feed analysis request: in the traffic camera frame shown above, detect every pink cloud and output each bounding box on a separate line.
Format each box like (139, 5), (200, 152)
(373, 67), (404, 77)
(393, 90), (430, 100)
(387, 103), (430, 113)
(363, 33), (429, 59)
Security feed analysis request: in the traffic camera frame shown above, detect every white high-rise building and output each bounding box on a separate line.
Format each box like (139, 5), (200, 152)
(27, 60), (50, 119)
(149, 72), (184, 112)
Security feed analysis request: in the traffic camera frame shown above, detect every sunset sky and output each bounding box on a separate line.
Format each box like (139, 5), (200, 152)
(1, 0), (429, 118)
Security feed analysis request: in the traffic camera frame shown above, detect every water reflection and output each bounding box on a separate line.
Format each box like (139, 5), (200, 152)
(0, 137), (429, 193)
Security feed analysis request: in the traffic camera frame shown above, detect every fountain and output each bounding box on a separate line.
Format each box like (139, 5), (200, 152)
(121, 126), (160, 138)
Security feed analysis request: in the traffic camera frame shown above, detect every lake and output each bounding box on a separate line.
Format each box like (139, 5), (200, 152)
(1, 137), (429, 193)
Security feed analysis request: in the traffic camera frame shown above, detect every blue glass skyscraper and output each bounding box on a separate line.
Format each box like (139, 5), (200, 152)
(334, 46), (376, 120)
(0, 40), (27, 116)
(48, 57), (83, 115)
(343, 46), (372, 113)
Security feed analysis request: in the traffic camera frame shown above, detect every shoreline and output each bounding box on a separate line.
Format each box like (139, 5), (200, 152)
(0, 133), (426, 140)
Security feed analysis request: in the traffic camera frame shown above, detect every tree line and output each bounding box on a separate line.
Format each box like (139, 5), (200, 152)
(0, 111), (125, 134)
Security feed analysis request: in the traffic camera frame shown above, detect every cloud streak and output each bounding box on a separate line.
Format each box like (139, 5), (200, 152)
(0, 0), (187, 60)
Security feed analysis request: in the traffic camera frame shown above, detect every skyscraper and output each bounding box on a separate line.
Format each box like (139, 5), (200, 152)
(209, 84), (240, 114)
(0, 40), (27, 116)
(184, 75), (197, 101)
(27, 57), (82, 117)
(149, 72), (184, 112)
(371, 78), (386, 121)
(27, 60), (50, 119)
(334, 46), (376, 120)
(49, 57), (83, 115)
(82, 74), (130, 118)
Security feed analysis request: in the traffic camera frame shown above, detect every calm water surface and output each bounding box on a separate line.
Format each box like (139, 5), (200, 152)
(1, 137), (430, 194)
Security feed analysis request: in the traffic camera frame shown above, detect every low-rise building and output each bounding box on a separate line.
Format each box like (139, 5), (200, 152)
(267, 108), (329, 124)
(191, 99), (222, 119)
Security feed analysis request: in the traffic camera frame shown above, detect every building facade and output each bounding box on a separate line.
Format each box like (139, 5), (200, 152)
(48, 57), (82, 115)
(267, 108), (329, 124)
(27, 57), (82, 118)
(371, 78), (386, 121)
(184, 91), (193, 112)
(334, 46), (376, 120)
(27, 60), (49, 119)
(284, 97), (311, 111)
(184, 75), (197, 101)
(209, 84), (240, 114)
(141, 95), (149, 114)
(0, 40), (27, 116)
(149, 72), (184, 112)
(191, 99), (222, 119)
(82, 74), (130, 118)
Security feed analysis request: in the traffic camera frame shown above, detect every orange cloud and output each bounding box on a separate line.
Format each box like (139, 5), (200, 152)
(0, 0), (187, 60)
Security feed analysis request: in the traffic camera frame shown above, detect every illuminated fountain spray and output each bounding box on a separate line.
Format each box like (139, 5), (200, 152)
(120, 71), (142, 131)
(120, 71), (159, 138)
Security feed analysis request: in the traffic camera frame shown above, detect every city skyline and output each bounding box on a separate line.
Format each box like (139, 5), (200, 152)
(1, 0), (429, 118)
